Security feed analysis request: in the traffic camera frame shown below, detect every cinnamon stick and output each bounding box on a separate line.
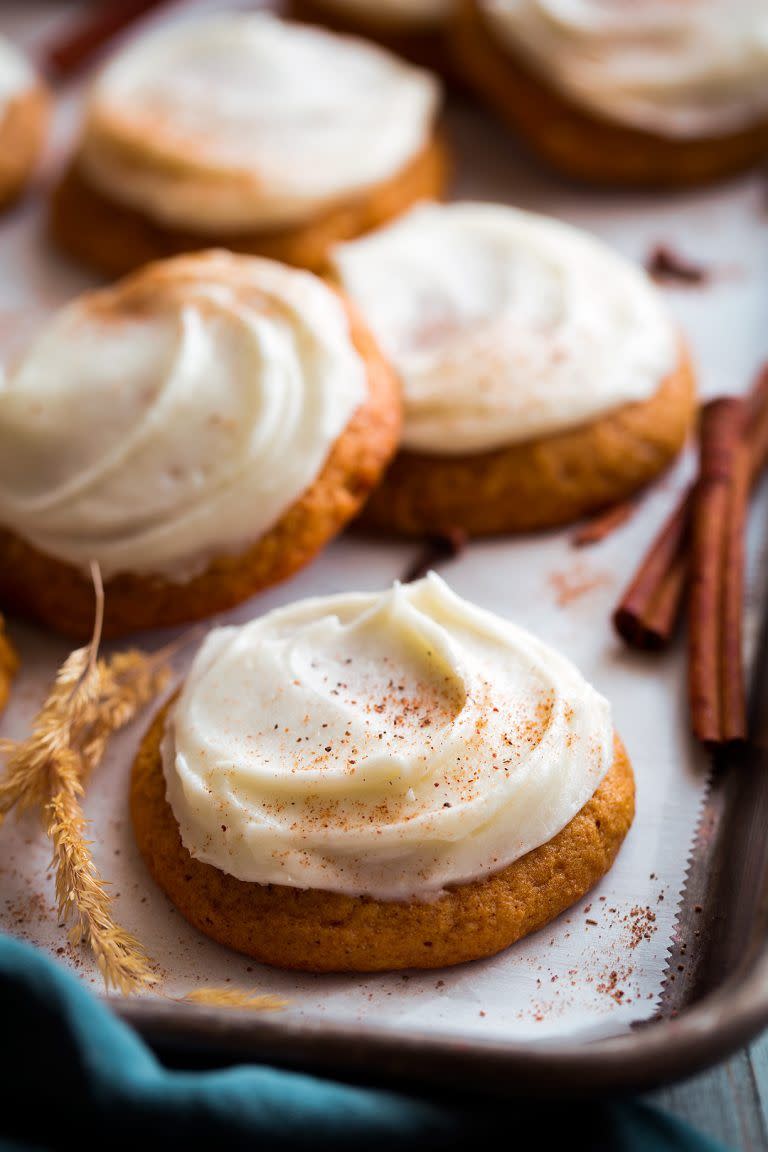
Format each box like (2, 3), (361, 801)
(720, 443), (751, 746)
(402, 529), (467, 584)
(612, 498), (690, 650)
(43, 0), (176, 80)
(613, 364), (768, 651)
(572, 498), (637, 548)
(746, 363), (768, 479)
(688, 399), (749, 746)
(646, 245), (710, 286)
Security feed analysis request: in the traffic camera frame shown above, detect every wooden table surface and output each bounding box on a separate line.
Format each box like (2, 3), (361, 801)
(648, 1035), (768, 1150)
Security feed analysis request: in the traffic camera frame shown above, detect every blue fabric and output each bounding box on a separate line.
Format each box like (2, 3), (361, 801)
(0, 935), (728, 1151)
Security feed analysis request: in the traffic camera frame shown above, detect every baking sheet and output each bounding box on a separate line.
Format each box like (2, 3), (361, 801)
(1, 0), (767, 1046)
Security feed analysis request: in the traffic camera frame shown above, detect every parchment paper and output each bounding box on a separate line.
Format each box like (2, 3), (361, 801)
(1, 0), (767, 1044)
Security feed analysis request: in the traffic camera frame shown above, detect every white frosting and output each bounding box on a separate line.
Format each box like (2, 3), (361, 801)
(317, 0), (455, 30)
(163, 574), (614, 901)
(0, 37), (35, 116)
(0, 252), (366, 580)
(332, 201), (677, 455)
(480, 0), (768, 138)
(80, 12), (440, 231)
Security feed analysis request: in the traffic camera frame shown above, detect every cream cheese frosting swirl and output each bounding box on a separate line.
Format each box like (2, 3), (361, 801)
(0, 251), (366, 580)
(0, 36), (35, 117)
(479, 0), (768, 138)
(162, 574), (614, 900)
(79, 12), (441, 232)
(332, 201), (677, 455)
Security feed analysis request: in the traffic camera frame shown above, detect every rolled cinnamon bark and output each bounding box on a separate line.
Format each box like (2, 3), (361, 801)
(43, 0), (175, 80)
(613, 499), (690, 650)
(688, 399), (749, 747)
(614, 365), (768, 654)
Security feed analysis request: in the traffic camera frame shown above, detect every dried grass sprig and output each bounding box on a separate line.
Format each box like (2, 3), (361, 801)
(178, 988), (289, 1012)
(47, 757), (154, 994)
(0, 565), (170, 818)
(78, 649), (172, 782)
(0, 641), (96, 819)
(0, 563), (171, 992)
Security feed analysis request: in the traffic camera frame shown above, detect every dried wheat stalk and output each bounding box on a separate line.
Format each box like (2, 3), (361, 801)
(0, 565), (171, 992)
(179, 987), (289, 1011)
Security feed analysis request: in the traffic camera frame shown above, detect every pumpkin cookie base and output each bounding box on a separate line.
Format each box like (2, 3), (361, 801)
(0, 293), (401, 640)
(288, 0), (450, 74)
(131, 703), (635, 973)
(454, 0), (768, 188)
(49, 136), (449, 277)
(360, 346), (696, 537)
(0, 617), (18, 715)
(0, 85), (49, 211)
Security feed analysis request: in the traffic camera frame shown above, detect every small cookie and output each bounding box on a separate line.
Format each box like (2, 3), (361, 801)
(50, 12), (447, 276)
(0, 616), (18, 715)
(453, 1), (768, 188)
(0, 251), (400, 639)
(330, 202), (696, 536)
(131, 575), (635, 972)
(0, 38), (49, 210)
(288, 0), (455, 72)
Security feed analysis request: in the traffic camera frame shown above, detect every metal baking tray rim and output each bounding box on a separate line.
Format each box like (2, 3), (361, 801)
(110, 929), (768, 1096)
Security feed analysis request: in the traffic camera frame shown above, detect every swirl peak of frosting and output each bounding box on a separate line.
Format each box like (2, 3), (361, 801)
(163, 574), (614, 900)
(480, 0), (768, 138)
(80, 12), (441, 231)
(0, 251), (366, 579)
(332, 201), (676, 455)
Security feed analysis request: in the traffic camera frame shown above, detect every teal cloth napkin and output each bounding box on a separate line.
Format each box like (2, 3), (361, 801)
(0, 935), (728, 1151)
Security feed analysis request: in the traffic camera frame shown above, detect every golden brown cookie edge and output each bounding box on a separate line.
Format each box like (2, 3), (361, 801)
(287, 0), (451, 73)
(49, 135), (449, 277)
(359, 344), (696, 537)
(0, 84), (49, 210)
(0, 287), (402, 640)
(0, 616), (18, 715)
(453, 0), (768, 188)
(130, 700), (635, 972)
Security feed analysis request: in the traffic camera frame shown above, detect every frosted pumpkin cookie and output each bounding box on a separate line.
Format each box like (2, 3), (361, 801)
(288, 0), (455, 70)
(0, 616), (18, 715)
(0, 37), (49, 210)
(131, 574), (635, 972)
(0, 251), (400, 640)
(330, 202), (696, 536)
(454, 1), (768, 187)
(50, 12), (447, 277)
